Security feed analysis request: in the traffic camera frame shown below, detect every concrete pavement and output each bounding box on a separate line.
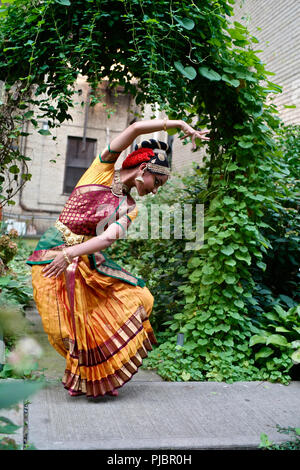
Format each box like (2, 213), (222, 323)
(26, 377), (300, 450)
(4, 306), (300, 451)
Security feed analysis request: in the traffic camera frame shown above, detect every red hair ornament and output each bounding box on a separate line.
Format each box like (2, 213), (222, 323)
(122, 148), (154, 169)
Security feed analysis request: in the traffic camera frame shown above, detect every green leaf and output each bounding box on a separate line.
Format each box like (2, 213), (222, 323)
(249, 335), (267, 347)
(9, 165), (20, 174)
(23, 110), (34, 119)
(174, 62), (197, 80)
(224, 275), (236, 284)
(228, 28), (247, 41)
(198, 67), (221, 81)
(225, 259), (236, 267)
(223, 196), (235, 205)
(279, 294), (295, 308)
(221, 245), (235, 256)
(198, 312), (211, 322)
(235, 252), (251, 265)
(167, 128), (178, 136)
(266, 334), (289, 347)
(189, 269), (202, 281)
(174, 16), (195, 30)
(0, 381), (44, 409)
(238, 141), (253, 148)
(188, 257), (202, 268)
(273, 304), (288, 320)
(255, 347), (273, 360)
(259, 433), (273, 448)
(222, 74), (240, 87)
(55, 0), (71, 5)
(227, 163), (239, 171)
(181, 371), (191, 381)
(38, 129), (51, 136)
(256, 261), (266, 271)
(202, 265), (214, 275)
(233, 21), (248, 32)
(0, 417), (20, 435)
(275, 326), (291, 333)
(185, 295), (196, 304)
(291, 349), (300, 364)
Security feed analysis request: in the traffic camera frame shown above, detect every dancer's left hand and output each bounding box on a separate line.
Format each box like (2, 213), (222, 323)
(42, 252), (70, 278)
(180, 122), (210, 149)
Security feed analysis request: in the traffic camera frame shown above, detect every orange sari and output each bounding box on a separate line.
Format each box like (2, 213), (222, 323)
(28, 156), (156, 397)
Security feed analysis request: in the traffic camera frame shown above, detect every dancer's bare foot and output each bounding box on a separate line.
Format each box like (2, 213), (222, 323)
(68, 389), (84, 396)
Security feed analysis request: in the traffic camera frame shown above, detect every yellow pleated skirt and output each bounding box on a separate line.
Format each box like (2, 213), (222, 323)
(31, 255), (156, 397)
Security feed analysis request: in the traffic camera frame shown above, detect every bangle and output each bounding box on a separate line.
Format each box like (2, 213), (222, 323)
(62, 248), (72, 265)
(163, 118), (168, 132)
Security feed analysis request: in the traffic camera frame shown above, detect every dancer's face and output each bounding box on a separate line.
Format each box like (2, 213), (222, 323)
(135, 167), (168, 196)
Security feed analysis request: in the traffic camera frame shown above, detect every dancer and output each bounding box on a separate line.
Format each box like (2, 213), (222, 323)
(27, 118), (209, 397)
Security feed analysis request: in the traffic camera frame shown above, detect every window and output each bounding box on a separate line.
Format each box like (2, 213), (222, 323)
(63, 136), (96, 194)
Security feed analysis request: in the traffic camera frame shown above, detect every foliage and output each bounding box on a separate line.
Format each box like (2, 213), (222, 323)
(0, 303), (29, 352)
(0, 236), (36, 378)
(0, 228), (18, 266)
(0, 275), (32, 310)
(249, 304), (300, 378)
(0, 0), (280, 205)
(0, 380), (43, 450)
(0, 237), (33, 309)
(110, 129), (300, 384)
(250, 124), (300, 313)
(259, 426), (300, 450)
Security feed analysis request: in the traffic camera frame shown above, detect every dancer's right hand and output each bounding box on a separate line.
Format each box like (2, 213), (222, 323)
(42, 252), (70, 278)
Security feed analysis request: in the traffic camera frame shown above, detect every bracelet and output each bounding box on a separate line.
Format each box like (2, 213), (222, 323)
(163, 118), (168, 132)
(62, 248), (72, 265)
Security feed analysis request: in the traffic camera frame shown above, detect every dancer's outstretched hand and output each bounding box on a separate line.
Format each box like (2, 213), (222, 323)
(180, 122), (210, 149)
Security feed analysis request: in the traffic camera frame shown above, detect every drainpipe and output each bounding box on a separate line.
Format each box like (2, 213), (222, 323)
(81, 87), (91, 152)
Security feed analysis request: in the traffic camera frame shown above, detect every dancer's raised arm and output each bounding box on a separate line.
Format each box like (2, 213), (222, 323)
(101, 119), (210, 162)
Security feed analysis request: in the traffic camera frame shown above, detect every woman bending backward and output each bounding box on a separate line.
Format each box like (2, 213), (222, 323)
(27, 119), (209, 397)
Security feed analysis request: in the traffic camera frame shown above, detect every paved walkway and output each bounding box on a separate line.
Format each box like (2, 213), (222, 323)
(4, 307), (300, 450)
(28, 377), (300, 451)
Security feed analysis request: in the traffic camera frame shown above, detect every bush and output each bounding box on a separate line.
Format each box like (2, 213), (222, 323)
(0, 238), (33, 310)
(0, 235), (36, 379)
(0, 229), (19, 267)
(250, 124), (300, 315)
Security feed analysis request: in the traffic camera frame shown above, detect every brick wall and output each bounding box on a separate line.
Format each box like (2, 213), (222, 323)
(233, 0), (300, 124)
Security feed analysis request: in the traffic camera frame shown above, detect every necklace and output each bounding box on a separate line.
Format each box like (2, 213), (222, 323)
(111, 169), (130, 197)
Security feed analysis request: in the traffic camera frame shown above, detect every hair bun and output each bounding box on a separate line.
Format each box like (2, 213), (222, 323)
(135, 139), (169, 153)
